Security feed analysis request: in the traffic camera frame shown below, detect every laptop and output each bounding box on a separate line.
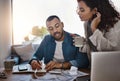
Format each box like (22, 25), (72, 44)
(91, 51), (120, 81)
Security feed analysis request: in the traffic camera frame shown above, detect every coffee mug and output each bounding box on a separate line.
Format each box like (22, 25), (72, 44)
(74, 36), (84, 47)
(4, 59), (15, 70)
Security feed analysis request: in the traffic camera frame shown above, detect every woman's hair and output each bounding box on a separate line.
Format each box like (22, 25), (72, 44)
(77, 0), (120, 31)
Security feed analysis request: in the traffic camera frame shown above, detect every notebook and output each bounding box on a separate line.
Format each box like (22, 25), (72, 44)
(91, 51), (120, 81)
(12, 64), (46, 73)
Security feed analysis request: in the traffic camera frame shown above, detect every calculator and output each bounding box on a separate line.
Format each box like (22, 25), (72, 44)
(18, 65), (28, 71)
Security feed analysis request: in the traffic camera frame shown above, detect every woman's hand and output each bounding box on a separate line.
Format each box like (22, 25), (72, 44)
(91, 12), (101, 32)
(70, 34), (85, 47)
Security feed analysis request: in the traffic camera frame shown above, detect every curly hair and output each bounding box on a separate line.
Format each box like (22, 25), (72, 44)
(77, 0), (120, 31)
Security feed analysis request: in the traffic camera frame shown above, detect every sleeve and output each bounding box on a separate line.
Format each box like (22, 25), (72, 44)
(89, 29), (119, 51)
(79, 40), (89, 53)
(79, 22), (89, 53)
(70, 48), (89, 68)
(29, 36), (47, 63)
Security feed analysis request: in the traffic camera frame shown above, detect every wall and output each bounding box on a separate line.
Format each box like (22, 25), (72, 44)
(0, 0), (12, 67)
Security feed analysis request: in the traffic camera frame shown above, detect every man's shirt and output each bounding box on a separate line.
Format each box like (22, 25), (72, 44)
(31, 31), (89, 68)
(53, 41), (64, 62)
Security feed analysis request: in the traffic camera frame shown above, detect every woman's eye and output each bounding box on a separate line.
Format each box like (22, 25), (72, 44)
(80, 8), (85, 12)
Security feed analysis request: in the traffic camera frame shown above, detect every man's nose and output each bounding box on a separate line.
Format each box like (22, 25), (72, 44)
(53, 28), (57, 32)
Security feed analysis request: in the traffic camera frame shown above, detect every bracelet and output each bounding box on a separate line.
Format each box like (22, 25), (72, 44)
(61, 62), (64, 69)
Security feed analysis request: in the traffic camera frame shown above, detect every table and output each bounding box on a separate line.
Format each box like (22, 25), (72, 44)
(0, 68), (90, 81)
(76, 68), (90, 81)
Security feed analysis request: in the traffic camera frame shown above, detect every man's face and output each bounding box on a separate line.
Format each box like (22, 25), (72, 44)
(46, 18), (64, 41)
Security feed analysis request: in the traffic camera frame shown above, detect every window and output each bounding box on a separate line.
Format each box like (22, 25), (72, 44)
(13, 0), (120, 44)
(13, 0), (84, 44)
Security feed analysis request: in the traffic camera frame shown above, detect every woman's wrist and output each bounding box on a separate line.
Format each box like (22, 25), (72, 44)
(91, 27), (97, 32)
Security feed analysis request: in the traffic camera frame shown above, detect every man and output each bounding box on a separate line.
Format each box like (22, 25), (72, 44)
(30, 15), (89, 71)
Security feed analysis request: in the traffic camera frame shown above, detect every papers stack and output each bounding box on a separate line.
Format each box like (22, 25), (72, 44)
(12, 64), (46, 74)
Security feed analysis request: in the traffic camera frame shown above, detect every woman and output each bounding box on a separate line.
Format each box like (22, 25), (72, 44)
(75, 0), (120, 60)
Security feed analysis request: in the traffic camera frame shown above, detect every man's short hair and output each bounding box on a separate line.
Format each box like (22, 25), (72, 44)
(46, 15), (60, 22)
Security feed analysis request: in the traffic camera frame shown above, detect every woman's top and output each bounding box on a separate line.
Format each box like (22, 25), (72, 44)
(79, 20), (120, 61)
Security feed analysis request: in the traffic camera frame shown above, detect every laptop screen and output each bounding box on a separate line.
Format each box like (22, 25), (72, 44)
(91, 51), (120, 81)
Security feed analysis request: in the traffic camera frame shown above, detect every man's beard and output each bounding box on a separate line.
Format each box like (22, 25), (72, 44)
(54, 31), (64, 41)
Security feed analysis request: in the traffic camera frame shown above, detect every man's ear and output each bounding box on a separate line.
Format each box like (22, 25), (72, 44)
(61, 22), (64, 28)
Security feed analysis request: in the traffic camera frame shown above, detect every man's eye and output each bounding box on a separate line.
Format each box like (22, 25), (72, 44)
(48, 27), (53, 31)
(55, 24), (59, 28)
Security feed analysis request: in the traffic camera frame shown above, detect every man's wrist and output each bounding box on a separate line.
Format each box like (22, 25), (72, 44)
(58, 62), (64, 69)
(61, 62), (71, 69)
(61, 62), (64, 69)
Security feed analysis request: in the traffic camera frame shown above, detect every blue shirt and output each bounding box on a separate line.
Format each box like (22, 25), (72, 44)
(31, 31), (89, 68)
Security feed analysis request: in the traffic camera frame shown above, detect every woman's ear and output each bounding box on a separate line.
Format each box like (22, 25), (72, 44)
(93, 8), (97, 14)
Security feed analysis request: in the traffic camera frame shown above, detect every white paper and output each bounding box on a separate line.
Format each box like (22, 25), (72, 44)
(30, 69), (89, 81)
(69, 66), (78, 75)
(12, 64), (46, 73)
(13, 64), (89, 81)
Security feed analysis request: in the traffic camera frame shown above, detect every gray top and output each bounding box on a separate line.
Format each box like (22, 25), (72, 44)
(79, 20), (120, 60)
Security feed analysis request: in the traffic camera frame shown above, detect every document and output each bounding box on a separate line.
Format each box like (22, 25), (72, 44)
(13, 64), (89, 81)
(12, 64), (46, 73)
(30, 69), (89, 81)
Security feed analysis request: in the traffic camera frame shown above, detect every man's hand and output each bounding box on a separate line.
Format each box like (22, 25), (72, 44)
(30, 60), (42, 70)
(45, 61), (62, 71)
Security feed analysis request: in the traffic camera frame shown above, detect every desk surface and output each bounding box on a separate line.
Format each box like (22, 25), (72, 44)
(0, 68), (90, 81)
(76, 68), (90, 81)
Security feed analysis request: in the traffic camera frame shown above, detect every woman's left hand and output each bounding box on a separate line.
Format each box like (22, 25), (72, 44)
(91, 12), (101, 32)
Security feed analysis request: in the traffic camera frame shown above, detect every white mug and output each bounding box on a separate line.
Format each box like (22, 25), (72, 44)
(74, 36), (84, 47)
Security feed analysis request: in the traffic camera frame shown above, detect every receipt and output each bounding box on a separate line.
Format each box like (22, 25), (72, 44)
(69, 66), (78, 75)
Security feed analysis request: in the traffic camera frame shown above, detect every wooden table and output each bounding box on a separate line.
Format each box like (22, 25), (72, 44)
(75, 68), (90, 81)
(0, 68), (32, 81)
(0, 68), (90, 81)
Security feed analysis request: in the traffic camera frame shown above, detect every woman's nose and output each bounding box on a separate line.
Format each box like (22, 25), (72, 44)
(76, 8), (80, 15)
(76, 9), (79, 14)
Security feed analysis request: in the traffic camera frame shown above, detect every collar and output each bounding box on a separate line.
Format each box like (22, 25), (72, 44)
(50, 31), (70, 44)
